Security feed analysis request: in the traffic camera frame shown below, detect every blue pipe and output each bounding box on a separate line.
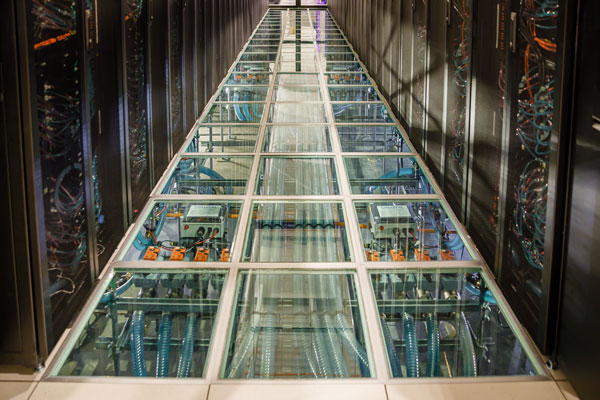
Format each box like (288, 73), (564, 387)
(465, 282), (497, 305)
(426, 314), (440, 377)
(130, 311), (147, 377)
(99, 276), (134, 304)
(380, 315), (403, 377)
(403, 313), (419, 377)
(458, 313), (477, 377)
(366, 168), (415, 194)
(233, 92), (245, 121)
(176, 313), (198, 378)
(156, 312), (173, 377)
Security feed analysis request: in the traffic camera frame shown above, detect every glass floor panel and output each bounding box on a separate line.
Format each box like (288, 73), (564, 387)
(324, 62), (364, 73)
(328, 86), (380, 102)
(276, 73), (320, 85)
(226, 72), (272, 86)
(327, 72), (371, 85)
(187, 125), (260, 153)
(278, 59), (319, 72)
(121, 200), (242, 262)
(202, 103), (265, 123)
(48, 7), (547, 385)
(243, 202), (351, 262)
(256, 157), (339, 195)
(231, 62), (275, 73)
(281, 43), (316, 52)
(55, 268), (227, 378)
(216, 86), (269, 102)
(354, 201), (473, 262)
(245, 45), (280, 53)
(268, 103), (328, 123)
(222, 270), (372, 379)
(272, 85), (322, 101)
(240, 53), (278, 62)
(250, 39), (281, 46)
(337, 125), (411, 153)
(332, 103), (393, 123)
(263, 126), (332, 152)
(344, 156), (434, 195)
(161, 156), (253, 195)
(370, 269), (541, 378)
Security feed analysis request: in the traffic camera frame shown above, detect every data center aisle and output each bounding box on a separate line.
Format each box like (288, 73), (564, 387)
(27, 8), (567, 400)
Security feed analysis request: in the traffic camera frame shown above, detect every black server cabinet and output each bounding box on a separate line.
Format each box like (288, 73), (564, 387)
(424, 0), (446, 183)
(167, 0), (185, 155)
(498, 0), (567, 352)
(0, 0), (40, 368)
(399, 0), (412, 125)
(91, 0), (128, 270)
(443, 0), (472, 219)
(122, 0), (153, 218)
(182, 0), (196, 132)
(16, 0), (102, 355)
(466, 0), (508, 268)
(557, 3), (600, 397)
(410, 0), (427, 154)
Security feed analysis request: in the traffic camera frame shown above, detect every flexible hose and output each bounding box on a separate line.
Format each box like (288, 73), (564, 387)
(403, 312), (419, 377)
(458, 312), (477, 377)
(99, 276), (134, 304)
(176, 313), (198, 378)
(465, 282), (497, 304)
(327, 276), (370, 373)
(155, 312), (173, 377)
(292, 276), (319, 378)
(380, 314), (403, 377)
(130, 310), (147, 377)
(426, 313), (440, 377)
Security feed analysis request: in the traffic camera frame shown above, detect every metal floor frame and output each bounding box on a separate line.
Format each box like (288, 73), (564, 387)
(42, 7), (552, 389)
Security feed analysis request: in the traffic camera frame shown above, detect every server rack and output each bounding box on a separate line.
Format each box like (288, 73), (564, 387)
(497, 0), (567, 352)
(327, 0), (572, 354)
(1, 0), (267, 369)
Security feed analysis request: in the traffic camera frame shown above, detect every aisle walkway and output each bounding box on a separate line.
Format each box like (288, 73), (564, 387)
(17, 8), (569, 400)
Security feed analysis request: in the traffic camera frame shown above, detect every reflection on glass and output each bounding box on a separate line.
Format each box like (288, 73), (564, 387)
(245, 45), (280, 53)
(272, 86), (322, 101)
(222, 271), (371, 379)
(337, 125), (411, 152)
(240, 53), (278, 62)
(268, 103), (327, 123)
(231, 62), (274, 74)
(276, 73), (320, 85)
(56, 269), (226, 378)
(328, 86), (379, 102)
(324, 62), (364, 73)
(162, 156), (253, 195)
(202, 103), (265, 123)
(187, 125), (259, 153)
(122, 201), (242, 262)
(370, 269), (540, 377)
(243, 202), (351, 262)
(332, 103), (393, 123)
(225, 71), (273, 86)
(256, 157), (339, 195)
(327, 72), (370, 85)
(355, 201), (473, 262)
(263, 126), (331, 152)
(344, 156), (433, 195)
(216, 86), (269, 102)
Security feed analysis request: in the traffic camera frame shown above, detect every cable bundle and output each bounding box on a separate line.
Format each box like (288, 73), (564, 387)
(125, 0), (148, 184)
(448, 0), (470, 183)
(511, 0), (557, 270)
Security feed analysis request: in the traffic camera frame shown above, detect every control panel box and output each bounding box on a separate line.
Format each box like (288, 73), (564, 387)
(179, 204), (227, 240)
(369, 204), (418, 239)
